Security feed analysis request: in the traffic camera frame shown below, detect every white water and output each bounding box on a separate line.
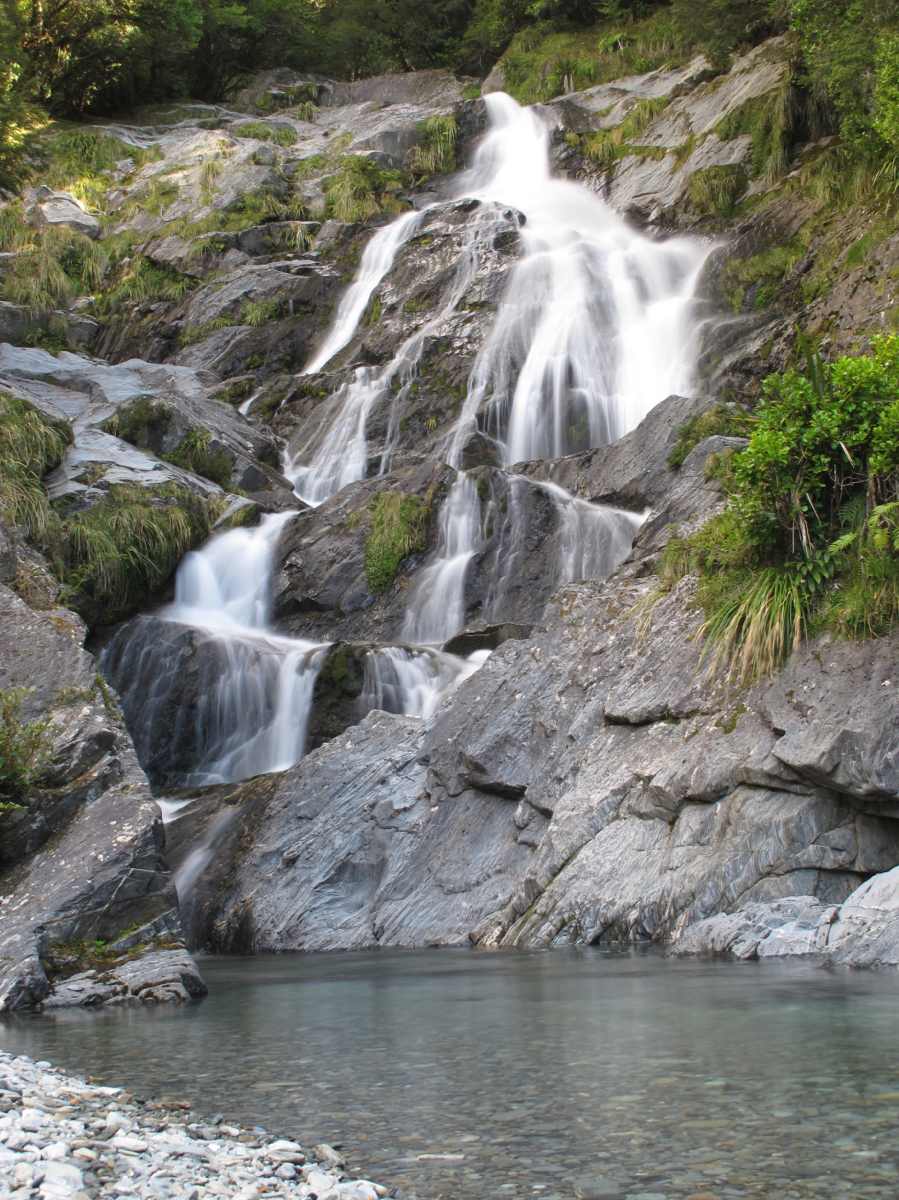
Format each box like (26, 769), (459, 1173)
(286, 213), (495, 506)
(361, 645), (490, 721)
(110, 91), (712, 791)
(534, 480), (647, 585)
(304, 209), (424, 375)
(160, 513), (328, 785)
(401, 473), (482, 645)
(448, 93), (710, 466)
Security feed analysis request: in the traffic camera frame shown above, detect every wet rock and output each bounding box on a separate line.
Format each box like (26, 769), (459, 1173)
(0, 584), (202, 1011)
(192, 710), (543, 952)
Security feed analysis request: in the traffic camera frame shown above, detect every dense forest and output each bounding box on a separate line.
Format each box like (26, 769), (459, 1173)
(0, 1), (896, 175)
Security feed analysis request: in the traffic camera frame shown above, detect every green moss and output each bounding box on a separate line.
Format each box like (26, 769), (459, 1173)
(179, 316), (232, 346)
(240, 297), (285, 326)
(0, 688), (52, 803)
(364, 491), (429, 592)
(165, 429), (233, 488)
(101, 397), (172, 445)
(722, 241), (803, 312)
(668, 404), (755, 469)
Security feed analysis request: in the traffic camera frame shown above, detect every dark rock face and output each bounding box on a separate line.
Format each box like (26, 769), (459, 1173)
(185, 711), (543, 953)
(0, 567), (204, 1011)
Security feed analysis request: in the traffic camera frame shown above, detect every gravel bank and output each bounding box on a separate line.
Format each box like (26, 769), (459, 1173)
(0, 1051), (390, 1200)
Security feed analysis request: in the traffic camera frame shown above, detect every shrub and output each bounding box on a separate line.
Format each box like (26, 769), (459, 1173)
(0, 689), (51, 803)
(661, 336), (899, 680)
(0, 393), (70, 539)
(59, 484), (217, 625)
(364, 491), (429, 592)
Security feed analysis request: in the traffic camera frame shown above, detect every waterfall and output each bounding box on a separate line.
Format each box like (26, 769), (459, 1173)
(304, 209), (424, 374)
(106, 89), (712, 796)
(360, 645), (489, 721)
(286, 214), (494, 507)
(103, 513), (329, 787)
(401, 473), (482, 645)
(448, 92), (711, 466)
(533, 480), (647, 585)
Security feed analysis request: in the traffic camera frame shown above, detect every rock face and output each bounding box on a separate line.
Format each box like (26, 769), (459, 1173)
(179, 427), (899, 963)
(26, 188), (101, 239)
(0, 532), (204, 1011)
(2, 39), (898, 986)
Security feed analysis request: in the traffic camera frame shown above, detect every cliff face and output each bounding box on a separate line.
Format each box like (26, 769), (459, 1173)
(1, 42), (897, 1009)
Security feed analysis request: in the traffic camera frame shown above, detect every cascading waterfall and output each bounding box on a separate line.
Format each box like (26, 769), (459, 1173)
(448, 93), (710, 466)
(108, 90), (713, 796)
(401, 473), (482, 645)
(304, 209), (424, 375)
(360, 645), (490, 721)
(103, 513), (329, 786)
(286, 212), (498, 506)
(534, 481), (647, 585)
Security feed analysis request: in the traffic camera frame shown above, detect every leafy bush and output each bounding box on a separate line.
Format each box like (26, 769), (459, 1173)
(662, 336), (899, 681)
(0, 689), (51, 803)
(364, 491), (429, 592)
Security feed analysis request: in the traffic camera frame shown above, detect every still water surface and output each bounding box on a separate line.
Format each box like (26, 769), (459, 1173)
(3, 948), (899, 1200)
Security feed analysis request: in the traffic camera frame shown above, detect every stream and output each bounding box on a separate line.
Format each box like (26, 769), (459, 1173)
(4, 950), (899, 1200)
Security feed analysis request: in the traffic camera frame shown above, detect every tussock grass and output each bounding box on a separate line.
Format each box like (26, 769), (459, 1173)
(0, 688), (51, 803)
(0, 392), (70, 539)
(61, 483), (216, 625)
(234, 122), (298, 147)
(409, 115), (458, 177)
(364, 491), (428, 592)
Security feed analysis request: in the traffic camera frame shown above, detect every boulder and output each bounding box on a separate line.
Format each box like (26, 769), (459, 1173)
(26, 188), (101, 239)
(0, 584), (204, 1011)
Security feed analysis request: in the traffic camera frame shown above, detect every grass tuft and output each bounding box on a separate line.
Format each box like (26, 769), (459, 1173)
(364, 491), (429, 593)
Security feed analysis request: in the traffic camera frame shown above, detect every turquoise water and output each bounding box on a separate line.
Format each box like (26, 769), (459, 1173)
(4, 948), (899, 1200)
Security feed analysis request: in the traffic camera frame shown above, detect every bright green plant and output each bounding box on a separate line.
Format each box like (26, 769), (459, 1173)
(325, 156), (409, 223)
(59, 483), (216, 625)
(364, 491), (429, 592)
(234, 121), (298, 146)
(409, 115), (458, 177)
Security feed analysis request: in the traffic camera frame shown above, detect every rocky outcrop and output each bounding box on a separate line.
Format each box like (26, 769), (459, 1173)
(0, 537), (204, 1011)
(26, 188), (101, 239)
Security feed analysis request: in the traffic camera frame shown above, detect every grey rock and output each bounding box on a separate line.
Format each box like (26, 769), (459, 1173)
(26, 190), (100, 239)
(0, 584), (202, 1011)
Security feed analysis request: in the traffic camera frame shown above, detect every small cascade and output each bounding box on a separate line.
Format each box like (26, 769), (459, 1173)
(360, 645), (488, 721)
(534, 480), (647, 584)
(103, 512), (328, 787)
(286, 216), (492, 506)
(401, 472), (482, 645)
(304, 209), (424, 374)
